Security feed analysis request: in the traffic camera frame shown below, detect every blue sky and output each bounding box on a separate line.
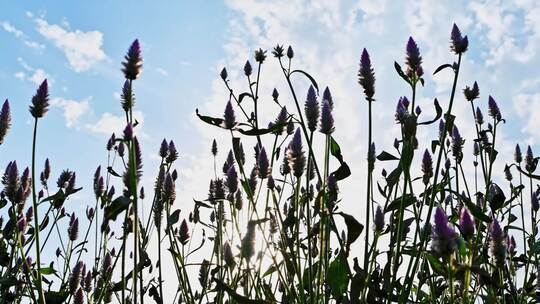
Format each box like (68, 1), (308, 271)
(2, 0), (540, 299)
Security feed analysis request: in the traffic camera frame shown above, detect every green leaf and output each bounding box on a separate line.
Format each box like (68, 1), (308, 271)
(167, 209), (181, 232)
(394, 61), (411, 84)
(386, 194), (416, 212)
(44, 291), (69, 304)
(377, 151), (399, 161)
(463, 196), (491, 223)
(418, 99), (442, 126)
(290, 69), (319, 92)
(101, 196), (130, 231)
(433, 63), (453, 75)
(238, 92), (253, 103)
(386, 167), (402, 188)
(337, 212), (364, 251)
(425, 253), (445, 276)
(330, 137), (351, 181)
(327, 254), (349, 297)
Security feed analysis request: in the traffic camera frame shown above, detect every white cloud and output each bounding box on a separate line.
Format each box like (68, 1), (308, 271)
(0, 20), (45, 50)
(15, 57), (53, 86)
(50, 97), (91, 128)
(34, 17), (107, 72)
(156, 67), (169, 76)
(85, 111), (144, 135)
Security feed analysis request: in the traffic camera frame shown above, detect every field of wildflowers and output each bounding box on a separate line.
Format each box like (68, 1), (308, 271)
(0, 23), (539, 304)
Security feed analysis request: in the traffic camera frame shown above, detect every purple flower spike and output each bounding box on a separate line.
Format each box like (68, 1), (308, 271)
(275, 106), (288, 131)
(459, 207), (475, 241)
(68, 215), (79, 241)
(525, 145), (536, 173)
(490, 218), (506, 267)
(422, 149), (433, 185)
(507, 235), (516, 255)
(395, 98), (407, 122)
(17, 216), (27, 232)
(374, 205), (385, 233)
(258, 147), (269, 179)
(220, 67), (228, 81)
(226, 165), (238, 194)
(159, 139), (169, 158)
(438, 120), (446, 138)
(29, 79), (50, 118)
(287, 46), (294, 59)
(415, 105), (422, 116)
(401, 96), (410, 109)
(358, 48), (375, 100)
(464, 81), (480, 101)
(431, 206), (457, 257)
(475, 107), (484, 125)
(223, 100), (236, 129)
(451, 125), (464, 160)
(106, 133), (116, 151)
(515, 144), (522, 163)
(488, 95), (502, 121)
(323, 86), (333, 109)
(305, 85), (319, 132)
(244, 60), (252, 76)
(0, 100), (11, 145)
(319, 100), (334, 135)
(287, 128), (306, 178)
(450, 24), (468, 54)
(123, 123), (134, 140)
(327, 174), (338, 193)
(74, 288), (84, 304)
(405, 37), (422, 73)
(122, 39), (142, 80)
(179, 219), (190, 245)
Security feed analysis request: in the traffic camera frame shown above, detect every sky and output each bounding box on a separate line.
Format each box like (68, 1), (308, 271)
(1, 0), (540, 300)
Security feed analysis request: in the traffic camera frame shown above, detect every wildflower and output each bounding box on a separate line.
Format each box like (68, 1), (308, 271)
(94, 167), (104, 198)
(163, 173), (176, 203)
(358, 48), (375, 100)
(179, 219), (190, 245)
(106, 133), (116, 151)
(405, 37), (422, 75)
(515, 144), (522, 163)
(211, 139), (218, 156)
(502, 164), (513, 182)
(248, 166), (258, 194)
(69, 261), (84, 294)
(26, 206), (33, 223)
(438, 120), (446, 139)
(320, 100), (334, 135)
(327, 174), (338, 193)
(74, 288), (84, 304)
(374, 205), (385, 233)
(395, 98), (407, 123)
(305, 85), (319, 132)
(241, 221), (256, 261)
(0, 100), (11, 145)
(29, 79), (49, 118)
(464, 81), (480, 101)
(166, 140), (178, 163)
(507, 235), (516, 255)
(451, 125), (464, 161)
(122, 39), (142, 80)
(214, 179), (225, 200)
(368, 142), (376, 172)
(287, 46), (294, 59)
(255, 48), (267, 63)
(226, 165), (238, 194)
(258, 147), (269, 179)
(431, 206), (457, 257)
(83, 270), (92, 292)
(459, 207), (475, 241)
(235, 190), (243, 210)
(244, 60), (252, 76)
(526, 146), (536, 173)
(220, 67), (228, 81)
(17, 216), (27, 232)
(120, 80), (133, 112)
(223, 241), (236, 268)
(415, 105), (422, 116)
(490, 218), (506, 267)
(473, 142), (480, 157)
(422, 149), (433, 185)
(488, 96), (501, 121)
(159, 139), (169, 158)
(450, 24), (468, 54)
(287, 128), (306, 178)
(123, 123), (133, 140)
(487, 184), (506, 211)
(223, 101), (236, 129)
(68, 215), (79, 241)
(323, 86), (333, 109)
(272, 44), (284, 58)
(267, 175), (275, 190)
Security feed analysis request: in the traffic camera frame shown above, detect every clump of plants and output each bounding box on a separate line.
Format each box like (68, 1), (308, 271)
(0, 23), (539, 304)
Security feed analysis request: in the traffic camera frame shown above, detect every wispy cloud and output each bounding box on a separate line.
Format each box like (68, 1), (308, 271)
(85, 111), (144, 135)
(33, 16), (107, 72)
(15, 57), (53, 86)
(0, 20), (44, 50)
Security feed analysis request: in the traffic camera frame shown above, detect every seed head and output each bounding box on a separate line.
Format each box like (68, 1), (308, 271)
(286, 46), (294, 59)
(405, 37), (422, 75)
(0, 100), (11, 145)
(464, 81), (480, 101)
(29, 79), (50, 118)
(515, 144), (522, 163)
(450, 24), (468, 54)
(223, 101), (236, 129)
(258, 147), (269, 179)
(287, 128), (306, 178)
(226, 165), (238, 194)
(374, 205), (385, 233)
(358, 48), (375, 100)
(211, 139), (218, 156)
(244, 60), (252, 76)
(179, 219), (190, 245)
(431, 206), (457, 257)
(459, 207), (475, 241)
(254, 48), (267, 63)
(488, 96), (501, 121)
(305, 85), (319, 132)
(122, 39), (142, 80)
(422, 149), (433, 185)
(220, 67), (228, 81)
(319, 100), (334, 135)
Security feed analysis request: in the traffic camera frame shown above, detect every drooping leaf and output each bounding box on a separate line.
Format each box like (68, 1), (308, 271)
(101, 196), (130, 231)
(386, 194), (416, 212)
(327, 254), (349, 298)
(418, 99), (443, 126)
(394, 61), (411, 84)
(433, 63), (453, 75)
(290, 69), (319, 92)
(337, 212), (364, 252)
(44, 291), (69, 304)
(377, 151), (400, 161)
